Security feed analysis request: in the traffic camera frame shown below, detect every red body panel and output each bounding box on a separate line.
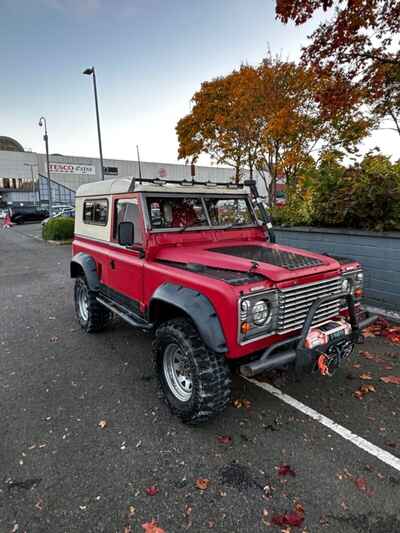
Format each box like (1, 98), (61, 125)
(73, 192), (361, 360)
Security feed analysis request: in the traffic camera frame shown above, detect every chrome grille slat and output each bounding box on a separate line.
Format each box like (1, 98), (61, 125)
(281, 281), (341, 299)
(281, 290), (341, 309)
(279, 309), (341, 331)
(278, 277), (342, 334)
(278, 300), (340, 321)
(279, 305), (340, 327)
(281, 277), (341, 293)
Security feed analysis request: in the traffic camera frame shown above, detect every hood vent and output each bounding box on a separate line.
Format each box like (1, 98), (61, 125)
(209, 245), (323, 270)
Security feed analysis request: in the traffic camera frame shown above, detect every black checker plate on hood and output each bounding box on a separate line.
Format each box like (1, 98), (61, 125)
(209, 245), (323, 270)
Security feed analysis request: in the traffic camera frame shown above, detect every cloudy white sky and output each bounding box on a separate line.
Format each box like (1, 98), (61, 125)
(1, 0), (399, 165)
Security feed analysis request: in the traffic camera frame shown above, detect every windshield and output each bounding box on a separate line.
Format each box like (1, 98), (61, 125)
(146, 195), (256, 230)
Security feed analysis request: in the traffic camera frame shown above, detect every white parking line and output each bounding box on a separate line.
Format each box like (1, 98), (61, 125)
(245, 378), (400, 473)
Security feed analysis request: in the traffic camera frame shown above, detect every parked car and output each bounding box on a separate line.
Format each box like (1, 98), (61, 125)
(42, 207), (75, 226)
(9, 206), (49, 224)
(71, 177), (377, 424)
(51, 204), (74, 216)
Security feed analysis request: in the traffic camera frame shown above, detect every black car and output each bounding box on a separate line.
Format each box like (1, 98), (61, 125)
(9, 206), (49, 224)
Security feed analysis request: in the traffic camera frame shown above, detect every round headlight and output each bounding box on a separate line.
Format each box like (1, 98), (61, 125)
(341, 278), (351, 293)
(356, 271), (364, 282)
(252, 300), (271, 326)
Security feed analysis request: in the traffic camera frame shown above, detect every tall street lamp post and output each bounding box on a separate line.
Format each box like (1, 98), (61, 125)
(38, 117), (52, 214)
(83, 66), (104, 180)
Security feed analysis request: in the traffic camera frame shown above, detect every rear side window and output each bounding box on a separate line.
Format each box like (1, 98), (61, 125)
(83, 199), (108, 225)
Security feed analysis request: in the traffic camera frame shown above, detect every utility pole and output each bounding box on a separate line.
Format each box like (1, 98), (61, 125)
(38, 117), (52, 214)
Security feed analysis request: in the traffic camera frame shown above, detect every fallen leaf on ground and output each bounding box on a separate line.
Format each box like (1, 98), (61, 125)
(359, 351), (375, 360)
(380, 375), (400, 385)
(363, 318), (400, 345)
(142, 520), (165, 533)
(145, 486), (159, 496)
(35, 497), (44, 511)
(359, 372), (373, 380)
(354, 478), (367, 491)
(277, 464), (296, 477)
(294, 502), (305, 515)
(217, 435), (232, 445)
(233, 399), (251, 409)
(195, 478), (209, 490)
(97, 420), (107, 429)
(354, 477), (374, 496)
(353, 384), (376, 399)
(271, 511), (304, 527)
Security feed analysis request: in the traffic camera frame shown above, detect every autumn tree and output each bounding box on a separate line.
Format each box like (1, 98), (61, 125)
(177, 56), (369, 206)
(275, 0), (400, 138)
(176, 66), (262, 182)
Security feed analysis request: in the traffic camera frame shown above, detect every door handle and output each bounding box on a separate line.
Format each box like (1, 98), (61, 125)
(110, 259), (116, 269)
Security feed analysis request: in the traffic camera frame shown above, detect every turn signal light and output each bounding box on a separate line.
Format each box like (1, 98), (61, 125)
(354, 287), (363, 299)
(241, 322), (251, 334)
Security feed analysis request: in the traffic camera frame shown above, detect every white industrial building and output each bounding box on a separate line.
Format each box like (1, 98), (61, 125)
(0, 135), (265, 209)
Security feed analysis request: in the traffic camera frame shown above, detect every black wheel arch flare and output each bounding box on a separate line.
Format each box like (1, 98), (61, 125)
(70, 252), (100, 291)
(149, 284), (228, 354)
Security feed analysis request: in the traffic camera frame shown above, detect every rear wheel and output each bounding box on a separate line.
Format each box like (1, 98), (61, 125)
(74, 276), (110, 333)
(153, 318), (231, 424)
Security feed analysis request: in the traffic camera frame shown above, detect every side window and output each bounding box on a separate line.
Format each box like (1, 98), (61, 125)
(83, 199), (108, 225)
(114, 198), (143, 243)
(83, 200), (94, 223)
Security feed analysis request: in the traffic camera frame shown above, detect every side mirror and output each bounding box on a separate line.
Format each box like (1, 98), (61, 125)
(118, 221), (134, 246)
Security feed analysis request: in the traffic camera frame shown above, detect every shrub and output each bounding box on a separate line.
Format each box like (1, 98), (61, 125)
(273, 154), (400, 231)
(42, 216), (74, 241)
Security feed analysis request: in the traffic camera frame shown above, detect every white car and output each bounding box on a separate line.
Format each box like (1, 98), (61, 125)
(41, 207), (75, 226)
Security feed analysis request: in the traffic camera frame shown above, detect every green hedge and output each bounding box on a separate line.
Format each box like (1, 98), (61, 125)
(42, 216), (74, 241)
(273, 154), (400, 231)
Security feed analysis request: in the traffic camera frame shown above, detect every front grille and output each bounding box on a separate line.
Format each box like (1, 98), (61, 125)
(278, 277), (342, 333)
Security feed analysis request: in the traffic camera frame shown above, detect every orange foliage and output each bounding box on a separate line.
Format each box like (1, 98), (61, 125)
(176, 55), (369, 204)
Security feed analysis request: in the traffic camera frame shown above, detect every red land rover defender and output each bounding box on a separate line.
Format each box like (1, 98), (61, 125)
(71, 177), (376, 423)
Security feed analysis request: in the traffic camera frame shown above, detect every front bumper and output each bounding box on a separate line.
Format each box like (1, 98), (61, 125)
(240, 292), (378, 377)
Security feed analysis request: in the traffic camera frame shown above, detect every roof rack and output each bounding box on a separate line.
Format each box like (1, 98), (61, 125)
(128, 176), (243, 192)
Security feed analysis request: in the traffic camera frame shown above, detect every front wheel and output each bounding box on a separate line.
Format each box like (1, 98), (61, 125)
(153, 318), (231, 424)
(74, 276), (111, 333)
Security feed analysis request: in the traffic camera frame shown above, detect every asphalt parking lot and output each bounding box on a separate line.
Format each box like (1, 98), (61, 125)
(1, 224), (400, 533)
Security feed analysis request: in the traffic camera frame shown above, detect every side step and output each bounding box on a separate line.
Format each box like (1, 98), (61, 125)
(96, 295), (153, 332)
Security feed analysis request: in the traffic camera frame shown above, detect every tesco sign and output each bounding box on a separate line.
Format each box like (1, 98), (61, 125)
(49, 163), (96, 176)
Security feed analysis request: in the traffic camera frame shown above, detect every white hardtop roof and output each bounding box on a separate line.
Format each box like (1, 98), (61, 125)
(76, 177), (248, 197)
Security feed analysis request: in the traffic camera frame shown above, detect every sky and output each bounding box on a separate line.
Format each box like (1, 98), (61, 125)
(1, 0), (399, 166)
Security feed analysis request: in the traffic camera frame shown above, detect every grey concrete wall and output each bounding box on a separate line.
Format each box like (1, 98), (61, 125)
(275, 227), (400, 312)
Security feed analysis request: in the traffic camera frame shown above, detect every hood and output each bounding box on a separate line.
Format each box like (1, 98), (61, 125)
(155, 239), (340, 283)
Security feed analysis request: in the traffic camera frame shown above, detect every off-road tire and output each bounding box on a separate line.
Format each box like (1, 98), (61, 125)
(153, 318), (231, 424)
(74, 276), (111, 333)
